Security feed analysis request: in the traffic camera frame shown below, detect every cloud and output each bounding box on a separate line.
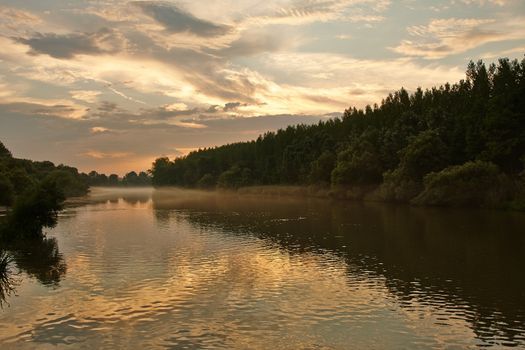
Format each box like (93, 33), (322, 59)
(1, 0), (523, 175)
(457, 0), (507, 6)
(480, 45), (525, 59)
(90, 127), (110, 134)
(391, 17), (525, 59)
(170, 121), (208, 129)
(133, 1), (232, 37)
(248, 0), (389, 26)
(15, 28), (127, 59)
(0, 6), (41, 33)
(164, 103), (189, 111)
(224, 102), (244, 111)
(82, 150), (132, 159)
(71, 90), (101, 104)
(0, 99), (88, 119)
(258, 52), (465, 108)
(219, 31), (292, 57)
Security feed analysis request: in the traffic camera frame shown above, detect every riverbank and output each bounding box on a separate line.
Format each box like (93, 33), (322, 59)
(231, 184), (525, 211)
(3, 187), (525, 348)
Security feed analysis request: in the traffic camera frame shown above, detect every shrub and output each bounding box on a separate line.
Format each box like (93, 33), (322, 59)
(377, 168), (422, 202)
(0, 174), (14, 206)
(197, 174), (216, 189)
(412, 161), (511, 207)
(44, 170), (88, 197)
(309, 151), (336, 185)
(217, 166), (252, 189)
(0, 249), (16, 307)
(4, 179), (65, 239)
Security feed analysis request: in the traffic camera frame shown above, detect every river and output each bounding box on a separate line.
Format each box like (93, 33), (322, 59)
(1, 187), (524, 349)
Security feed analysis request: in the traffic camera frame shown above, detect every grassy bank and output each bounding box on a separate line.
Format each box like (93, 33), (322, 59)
(234, 181), (525, 211)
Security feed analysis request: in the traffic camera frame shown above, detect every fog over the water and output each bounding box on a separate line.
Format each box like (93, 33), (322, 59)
(2, 187), (523, 348)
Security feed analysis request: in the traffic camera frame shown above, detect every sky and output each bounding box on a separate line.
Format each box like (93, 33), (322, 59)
(0, 0), (524, 175)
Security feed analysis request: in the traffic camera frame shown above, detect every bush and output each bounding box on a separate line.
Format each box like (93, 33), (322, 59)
(44, 170), (88, 197)
(217, 166), (252, 189)
(309, 151), (335, 185)
(0, 174), (14, 206)
(377, 130), (449, 202)
(377, 168), (422, 202)
(0, 249), (16, 307)
(397, 130), (449, 180)
(4, 179), (65, 239)
(331, 148), (382, 186)
(412, 161), (511, 207)
(197, 174), (216, 189)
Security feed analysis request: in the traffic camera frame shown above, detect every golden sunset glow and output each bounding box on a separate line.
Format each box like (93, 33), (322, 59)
(0, 1), (523, 174)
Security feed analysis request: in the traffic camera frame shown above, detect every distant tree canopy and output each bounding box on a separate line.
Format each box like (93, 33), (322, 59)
(0, 142), (88, 208)
(150, 57), (525, 209)
(82, 170), (151, 187)
(0, 142), (150, 238)
(0, 142), (89, 238)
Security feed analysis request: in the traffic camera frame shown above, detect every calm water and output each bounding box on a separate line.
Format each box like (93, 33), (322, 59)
(1, 187), (525, 349)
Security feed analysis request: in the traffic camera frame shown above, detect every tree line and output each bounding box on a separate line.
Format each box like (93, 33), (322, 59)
(151, 57), (525, 209)
(84, 170), (151, 187)
(0, 142), (152, 239)
(0, 142), (88, 239)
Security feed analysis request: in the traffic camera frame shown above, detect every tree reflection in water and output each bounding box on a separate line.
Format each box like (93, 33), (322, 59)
(0, 236), (66, 306)
(152, 189), (525, 347)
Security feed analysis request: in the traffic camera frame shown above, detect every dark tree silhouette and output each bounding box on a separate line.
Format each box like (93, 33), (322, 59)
(150, 57), (525, 209)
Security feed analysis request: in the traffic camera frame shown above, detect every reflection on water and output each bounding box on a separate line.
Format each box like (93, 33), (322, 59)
(0, 187), (524, 349)
(9, 237), (66, 287)
(0, 236), (66, 307)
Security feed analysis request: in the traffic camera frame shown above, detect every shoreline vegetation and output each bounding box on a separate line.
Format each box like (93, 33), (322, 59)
(0, 141), (152, 240)
(0, 142), (75, 302)
(151, 57), (525, 211)
(0, 56), (523, 252)
(0, 142), (150, 288)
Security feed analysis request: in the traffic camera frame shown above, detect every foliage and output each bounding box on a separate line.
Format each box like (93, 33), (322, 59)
(0, 249), (16, 308)
(45, 169), (88, 197)
(309, 150), (336, 185)
(412, 161), (512, 207)
(0, 141), (89, 239)
(0, 173), (14, 206)
(148, 57), (525, 209)
(378, 130), (449, 202)
(3, 179), (65, 239)
(83, 170), (151, 187)
(197, 174), (217, 189)
(0, 141), (89, 202)
(0, 142), (11, 158)
(217, 166), (252, 189)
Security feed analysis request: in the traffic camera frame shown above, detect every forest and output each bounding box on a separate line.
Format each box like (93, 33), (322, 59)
(151, 57), (525, 209)
(0, 142), (88, 239)
(85, 170), (151, 187)
(0, 142), (151, 239)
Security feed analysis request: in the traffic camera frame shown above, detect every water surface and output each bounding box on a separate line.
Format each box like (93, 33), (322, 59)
(1, 187), (524, 349)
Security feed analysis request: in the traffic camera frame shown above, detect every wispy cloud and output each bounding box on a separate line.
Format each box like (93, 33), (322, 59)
(82, 150), (132, 159)
(0, 0), (523, 173)
(133, 1), (232, 37)
(71, 90), (101, 104)
(392, 17), (525, 59)
(90, 126), (110, 134)
(15, 28), (127, 59)
(457, 0), (507, 6)
(0, 99), (88, 119)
